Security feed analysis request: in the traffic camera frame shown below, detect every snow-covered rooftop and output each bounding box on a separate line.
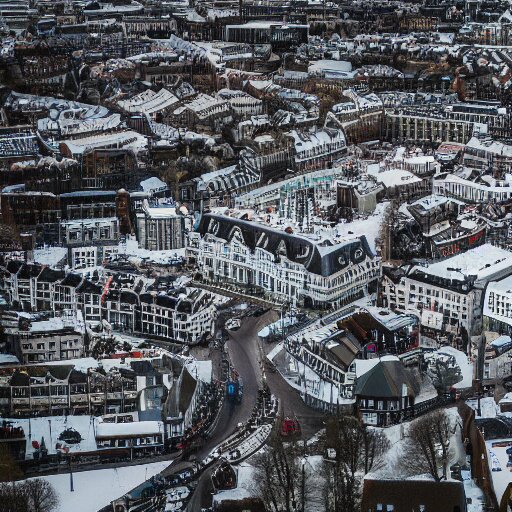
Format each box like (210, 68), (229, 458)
(412, 244), (512, 284)
(96, 420), (164, 438)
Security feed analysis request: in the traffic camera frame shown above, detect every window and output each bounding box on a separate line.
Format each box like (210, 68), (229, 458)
(51, 385), (67, 396)
(13, 388), (28, 398)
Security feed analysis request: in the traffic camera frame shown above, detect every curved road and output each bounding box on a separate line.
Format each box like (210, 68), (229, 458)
(184, 311), (325, 511)
(227, 311), (325, 439)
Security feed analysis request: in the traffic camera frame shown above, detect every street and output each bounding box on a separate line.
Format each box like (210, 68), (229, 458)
(226, 311), (325, 440)
(148, 309), (325, 512)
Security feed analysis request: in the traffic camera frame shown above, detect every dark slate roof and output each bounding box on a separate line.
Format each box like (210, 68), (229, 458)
(140, 293), (179, 309)
(198, 214), (374, 277)
(38, 267), (66, 283)
(324, 332), (361, 371)
(76, 279), (102, 294)
(165, 366), (197, 418)
(354, 360), (420, 398)
(361, 479), (466, 511)
(18, 264), (42, 280)
(475, 417), (512, 440)
(60, 273), (82, 287)
(120, 290), (139, 305)
(68, 369), (88, 384)
(178, 367), (197, 414)
(10, 370), (30, 386)
(6, 260), (23, 274)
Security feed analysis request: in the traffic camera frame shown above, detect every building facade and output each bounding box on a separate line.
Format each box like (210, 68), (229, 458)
(188, 213), (381, 308)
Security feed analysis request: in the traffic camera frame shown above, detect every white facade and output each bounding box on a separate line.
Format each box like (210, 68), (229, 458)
(140, 289), (222, 344)
(17, 310), (85, 363)
(383, 244), (512, 335)
(433, 173), (512, 203)
(484, 275), (512, 335)
(289, 127), (347, 172)
(60, 217), (119, 246)
(136, 200), (187, 251)
(189, 214), (381, 308)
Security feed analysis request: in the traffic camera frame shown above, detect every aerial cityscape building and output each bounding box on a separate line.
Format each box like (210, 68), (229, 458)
(0, 0), (511, 511)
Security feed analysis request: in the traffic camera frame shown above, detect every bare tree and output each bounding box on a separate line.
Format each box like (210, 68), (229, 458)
(404, 409), (453, 481)
(253, 427), (311, 512)
(361, 426), (390, 475)
(323, 414), (390, 512)
(0, 479), (58, 512)
(0, 483), (29, 512)
(21, 479), (59, 512)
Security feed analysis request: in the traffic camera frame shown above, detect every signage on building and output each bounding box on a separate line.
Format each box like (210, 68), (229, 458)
(435, 227), (486, 258)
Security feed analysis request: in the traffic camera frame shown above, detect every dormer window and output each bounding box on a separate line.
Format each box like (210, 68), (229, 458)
(277, 240), (287, 257)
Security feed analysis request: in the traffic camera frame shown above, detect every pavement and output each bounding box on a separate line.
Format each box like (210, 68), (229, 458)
(185, 464), (216, 511)
(227, 310), (325, 441)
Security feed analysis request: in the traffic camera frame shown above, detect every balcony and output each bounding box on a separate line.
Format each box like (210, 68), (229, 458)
(11, 398), (30, 405)
(70, 395), (88, 403)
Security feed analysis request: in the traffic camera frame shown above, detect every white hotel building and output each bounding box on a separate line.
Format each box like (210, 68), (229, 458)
(382, 244), (512, 336)
(484, 275), (512, 336)
(188, 213), (381, 308)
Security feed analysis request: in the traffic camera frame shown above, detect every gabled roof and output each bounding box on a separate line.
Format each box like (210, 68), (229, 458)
(354, 359), (419, 398)
(164, 365), (198, 418)
(361, 479), (466, 511)
(76, 279), (102, 295)
(324, 332), (360, 371)
(60, 273), (82, 288)
(17, 264), (42, 280)
(38, 267), (65, 283)
(5, 260), (24, 275)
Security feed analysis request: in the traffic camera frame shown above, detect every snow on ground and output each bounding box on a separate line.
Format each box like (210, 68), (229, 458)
(441, 347), (474, 389)
(466, 396), (499, 419)
(304, 455), (327, 512)
(368, 407), (464, 480)
(415, 375), (440, 404)
(463, 470), (486, 512)
(6, 416), (97, 459)
(36, 461), (170, 512)
(258, 315), (298, 338)
(367, 422), (406, 478)
(213, 461), (255, 503)
(213, 456), (326, 511)
(118, 236), (186, 265)
(33, 246), (67, 267)
(429, 346), (474, 389)
(485, 438), (512, 505)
